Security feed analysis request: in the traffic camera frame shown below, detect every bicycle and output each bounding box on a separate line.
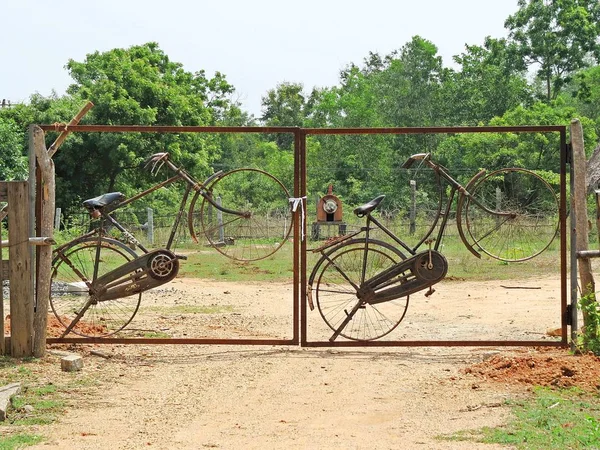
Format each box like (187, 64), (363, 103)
(307, 153), (559, 342)
(50, 153), (292, 337)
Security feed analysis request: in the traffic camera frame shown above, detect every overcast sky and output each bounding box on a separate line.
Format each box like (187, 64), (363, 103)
(2, 0), (518, 117)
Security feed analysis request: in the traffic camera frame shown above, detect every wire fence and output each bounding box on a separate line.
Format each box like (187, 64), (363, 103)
(60, 206), (293, 249)
(57, 204), (460, 250)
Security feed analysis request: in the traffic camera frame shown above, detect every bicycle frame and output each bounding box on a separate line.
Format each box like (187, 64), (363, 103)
(319, 154), (489, 260)
(308, 153), (560, 341)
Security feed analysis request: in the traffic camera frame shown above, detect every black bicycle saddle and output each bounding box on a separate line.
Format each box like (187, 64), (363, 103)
(82, 192), (125, 210)
(353, 195), (385, 217)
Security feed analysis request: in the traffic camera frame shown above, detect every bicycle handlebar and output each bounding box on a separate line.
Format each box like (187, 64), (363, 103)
(402, 153), (430, 169)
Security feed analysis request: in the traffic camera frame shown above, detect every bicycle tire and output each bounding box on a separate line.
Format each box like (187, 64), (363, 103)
(463, 168), (559, 262)
(188, 168), (292, 261)
(50, 237), (142, 337)
(309, 239), (410, 341)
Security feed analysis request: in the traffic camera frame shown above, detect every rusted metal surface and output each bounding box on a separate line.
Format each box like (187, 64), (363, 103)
(39, 125), (300, 133)
(302, 341), (566, 348)
(301, 125), (569, 347)
(47, 338), (298, 345)
(33, 124), (568, 348)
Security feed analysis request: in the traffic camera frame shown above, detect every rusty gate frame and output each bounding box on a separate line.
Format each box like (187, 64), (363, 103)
(35, 124), (569, 348)
(300, 125), (569, 347)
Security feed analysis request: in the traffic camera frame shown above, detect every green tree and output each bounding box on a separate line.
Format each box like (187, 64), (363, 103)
(56, 42), (239, 212)
(564, 65), (600, 132)
(437, 100), (597, 174)
(444, 38), (533, 125)
(505, 0), (600, 101)
(373, 36), (448, 127)
(0, 117), (27, 181)
(260, 82), (306, 149)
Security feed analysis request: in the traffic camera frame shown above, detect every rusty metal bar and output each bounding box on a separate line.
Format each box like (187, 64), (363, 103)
(47, 337), (298, 345)
(38, 125), (565, 134)
(45, 337), (564, 347)
(292, 130), (301, 344)
(39, 125), (300, 133)
(300, 130), (308, 347)
(560, 129), (568, 345)
(304, 125), (566, 134)
(302, 340), (566, 347)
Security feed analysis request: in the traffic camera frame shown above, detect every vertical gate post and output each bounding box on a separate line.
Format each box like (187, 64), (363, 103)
(571, 118), (594, 329)
(0, 199), (5, 355)
(8, 181), (33, 357)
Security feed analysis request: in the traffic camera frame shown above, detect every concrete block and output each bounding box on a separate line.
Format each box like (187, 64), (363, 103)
(61, 354), (84, 372)
(0, 382), (21, 421)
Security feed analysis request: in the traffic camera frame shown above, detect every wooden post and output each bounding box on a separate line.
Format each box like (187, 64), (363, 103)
(571, 118), (595, 325)
(32, 126), (54, 357)
(409, 180), (416, 234)
(54, 208), (61, 231)
(217, 196), (224, 243)
(47, 101), (94, 158)
(147, 207), (154, 245)
(8, 181), (33, 357)
(0, 205), (4, 356)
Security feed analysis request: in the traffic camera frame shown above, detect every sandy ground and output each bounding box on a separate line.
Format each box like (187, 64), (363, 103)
(27, 275), (569, 450)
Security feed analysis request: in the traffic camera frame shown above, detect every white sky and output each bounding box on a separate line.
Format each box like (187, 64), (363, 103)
(2, 0), (518, 118)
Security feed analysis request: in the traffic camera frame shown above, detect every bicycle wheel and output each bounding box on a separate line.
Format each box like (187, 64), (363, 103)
(464, 168), (559, 262)
(189, 168), (292, 261)
(310, 239), (410, 341)
(50, 237), (142, 337)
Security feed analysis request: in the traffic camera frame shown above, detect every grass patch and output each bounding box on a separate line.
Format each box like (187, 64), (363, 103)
(139, 331), (171, 338)
(0, 356), (98, 448)
(173, 236), (562, 283)
(0, 434), (43, 450)
(175, 242), (295, 282)
(444, 387), (600, 449)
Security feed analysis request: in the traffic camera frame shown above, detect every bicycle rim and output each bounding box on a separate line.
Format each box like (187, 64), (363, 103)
(312, 239), (410, 341)
(190, 168), (292, 261)
(50, 238), (142, 337)
(464, 168), (559, 262)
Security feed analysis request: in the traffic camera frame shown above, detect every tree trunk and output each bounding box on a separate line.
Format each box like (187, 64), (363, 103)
(32, 126), (55, 358)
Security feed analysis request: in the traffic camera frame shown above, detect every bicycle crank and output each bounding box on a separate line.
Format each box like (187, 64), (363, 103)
(92, 249), (180, 302)
(362, 250), (448, 305)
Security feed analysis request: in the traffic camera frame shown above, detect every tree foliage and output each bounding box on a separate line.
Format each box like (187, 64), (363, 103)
(0, 117), (27, 181)
(2, 5), (600, 218)
(505, 0), (600, 101)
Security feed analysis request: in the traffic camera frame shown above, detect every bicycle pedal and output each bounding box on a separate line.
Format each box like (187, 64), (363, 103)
(175, 254), (188, 260)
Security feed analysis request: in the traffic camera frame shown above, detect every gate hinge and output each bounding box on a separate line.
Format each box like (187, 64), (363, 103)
(565, 143), (573, 165)
(565, 304), (573, 326)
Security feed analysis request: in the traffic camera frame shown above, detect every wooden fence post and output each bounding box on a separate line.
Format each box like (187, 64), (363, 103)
(571, 118), (595, 326)
(32, 126), (54, 357)
(8, 181), (33, 357)
(147, 207), (154, 245)
(0, 194), (4, 355)
(54, 208), (61, 231)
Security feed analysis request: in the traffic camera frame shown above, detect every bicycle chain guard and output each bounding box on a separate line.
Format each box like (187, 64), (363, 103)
(92, 249), (180, 302)
(364, 250), (448, 305)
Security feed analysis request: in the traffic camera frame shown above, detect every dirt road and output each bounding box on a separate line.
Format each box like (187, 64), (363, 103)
(29, 277), (571, 449)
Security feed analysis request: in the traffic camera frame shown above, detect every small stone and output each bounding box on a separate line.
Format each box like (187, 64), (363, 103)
(61, 354), (84, 372)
